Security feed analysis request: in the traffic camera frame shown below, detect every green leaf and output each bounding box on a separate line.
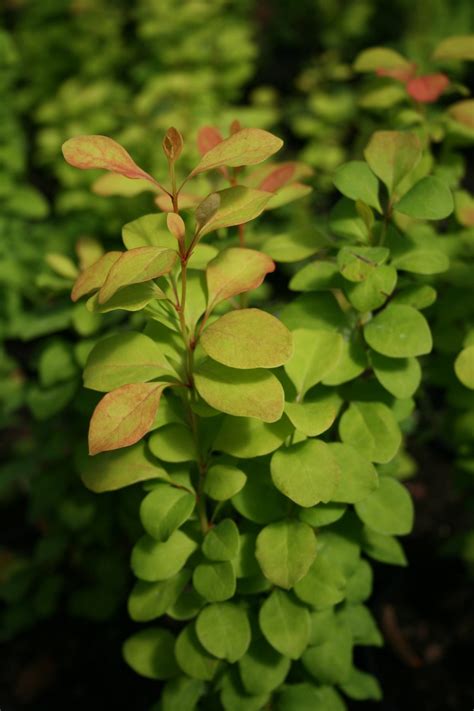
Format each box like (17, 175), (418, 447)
(232, 464), (290, 524)
(455, 345), (474, 389)
(284, 329), (343, 397)
(361, 527), (407, 566)
(194, 360), (284, 423)
(140, 484), (195, 541)
(196, 603), (251, 662)
(131, 531), (197, 581)
(339, 604), (383, 646)
(167, 586), (205, 621)
(192, 128), (283, 175)
(364, 131), (421, 195)
(259, 589), (311, 659)
(322, 338), (367, 386)
(392, 284), (437, 309)
(122, 627), (178, 680)
(262, 232), (321, 263)
(38, 340), (77, 386)
(333, 161), (381, 211)
(337, 246), (389, 283)
(344, 265), (397, 312)
(175, 623), (220, 681)
(202, 519), (240, 561)
(284, 389), (342, 437)
(128, 570), (190, 622)
(204, 463), (247, 500)
(329, 198), (368, 241)
(271, 440), (340, 507)
(277, 683), (346, 711)
(364, 304), (432, 357)
(294, 556), (346, 609)
(98, 247), (177, 303)
(87, 282), (162, 313)
(122, 213), (171, 249)
(193, 561), (236, 602)
(206, 248), (275, 310)
(256, 520), (317, 589)
(301, 621), (352, 684)
(84, 332), (175, 392)
(354, 46), (412, 72)
(88, 382), (168, 455)
(201, 309), (292, 369)
(79, 441), (168, 492)
(371, 352), (421, 398)
(239, 635), (291, 694)
(162, 677), (205, 711)
(149, 424), (197, 463)
(355, 476), (414, 535)
(62, 135), (156, 183)
(345, 559), (373, 603)
(432, 35), (474, 61)
(234, 532), (260, 578)
(340, 667), (382, 701)
(299, 503), (347, 528)
(280, 293), (348, 333)
(93, 173), (156, 198)
(220, 669), (270, 711)
(197, 187), (272, 236)
(339, 401), (401, 464)
(71, 251), (122, 302)
(329, 442), (379, 504)
(395, 176), (453, 220)
(289, 261), (342, 292)
(215, 416), (292, 458)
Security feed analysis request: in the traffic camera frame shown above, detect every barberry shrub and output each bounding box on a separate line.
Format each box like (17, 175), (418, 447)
(63, 122), (453, 709)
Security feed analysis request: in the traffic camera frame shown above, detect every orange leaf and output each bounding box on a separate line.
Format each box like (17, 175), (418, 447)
(197, 126), (224, 156)
(88, 382), (168, 455)
(259, 164), (296, 192)
(406, 74), (449, 103)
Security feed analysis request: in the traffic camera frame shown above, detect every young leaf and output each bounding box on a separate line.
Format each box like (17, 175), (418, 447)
(123, 628), (178, 680)
(71, 251), (122, 302)
(194, 360), (284, 423)
(197, 186), (272, 236)
(355, 476), (414, 535)
(163, 127), (183, 163)
(364, 131), (421, 195)
(406, 74), (449, 103)
(98, 247), (177, 303)
(84, 332), (175, 392)
(206, 248), (275, 309)
(191, 128), (283, 175)
(197, 126), (224, 156)
(256, 520), (317, 589)
(364, 304), (432, 357)
(167, 212), (186, 242)
(394, 176), (453, 220)
(201, 309), (293, 369)
(140, 484), (196, 541)
(333, 161), (381, 212)
(259, 589), (310, 659)
(88, 382), (168, 455)
(80, 441), (169, 492)
(196, 603), (251, 662)
(62, 135), (156, 184)
(339, 401), (401, 464)
(271, 440), (341, 507)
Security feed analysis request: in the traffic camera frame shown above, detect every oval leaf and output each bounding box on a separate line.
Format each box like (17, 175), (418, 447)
(62, 135), (155, 183)
(256, 519), (317, 589)
(196, 603), (251, 662)
(99, 247), (177, 303)
(192, 128), (283, 175)
(364, 304), (432, 357)
(395, 176), (453, 220)
(206, 248), (275, 310)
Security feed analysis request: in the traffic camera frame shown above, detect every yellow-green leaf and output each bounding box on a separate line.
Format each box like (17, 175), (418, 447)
(80, 441), (169, 492)
(98, 247), (177, 303)
(197, 187), (272, 236)
(364, 131), (421, 195)
(192, 128), (283, 175)
(62, 135), (156, 183)
(206, 248), (275, 310)
(432, 35), (474, 61)
(71, 251), (122, 302)
(353, 47), (412, 72)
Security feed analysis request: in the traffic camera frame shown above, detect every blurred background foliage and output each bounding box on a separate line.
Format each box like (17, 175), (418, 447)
(0, 0), (473, 707)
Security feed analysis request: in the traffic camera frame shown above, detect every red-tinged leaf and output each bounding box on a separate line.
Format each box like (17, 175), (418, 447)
(167, 213), (186, 242)
(206, 247), (275, 310)
(89, 382), (168, 455)
(197, 126), (224, 156)
(198, 186), (272, 236)
(71, 251), (122, 302)
(406, 73), (450, 103)
(448, 99), (474, 130)
(155, 193), (201, 212)
(191, 128), (283, 176)
(98, 247), (177, 303)
(62, 135), (156, 184)
(376, 63), (417, 82)
(230, 119), (242, 135)
(259, 164), (296, 192)
(163, 127), (184, 163)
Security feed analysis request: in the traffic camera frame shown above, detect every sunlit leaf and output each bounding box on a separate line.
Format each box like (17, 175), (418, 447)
(206, 248), (275, 309)
(98, 247), (177, 303)
(198, 187), (272, 236)
(395, 176), (453, 220)
(71, 251), (122, 302)
(192, 128), (283, 175)
(364, 131), (421, 195)
(62, 135), (156, 184)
